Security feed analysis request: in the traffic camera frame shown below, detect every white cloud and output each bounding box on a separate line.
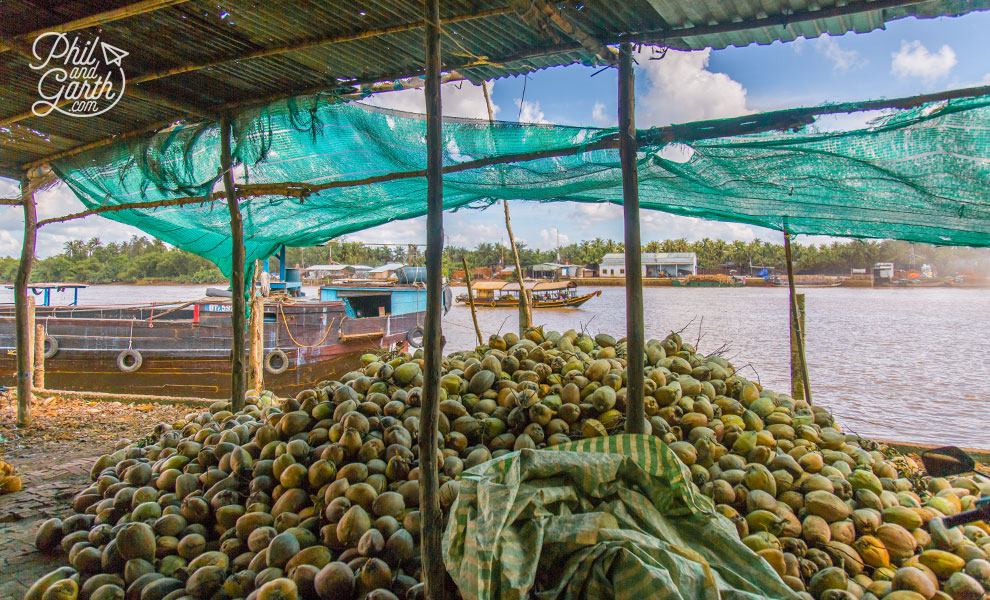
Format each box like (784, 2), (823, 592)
(634, 48), (750, 126)
(516, 100), (550, 124)
(815, 34), (865, 73)
(591, 101), (615, 127)
(362, 80), (497, 120)
(540, 228), (569, 249)
(891, 41), (957, 83)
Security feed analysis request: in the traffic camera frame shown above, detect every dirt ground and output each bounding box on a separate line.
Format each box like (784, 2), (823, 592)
(0, 396), (189, 599)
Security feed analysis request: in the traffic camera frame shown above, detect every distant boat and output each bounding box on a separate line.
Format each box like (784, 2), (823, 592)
(673, 274), (745, 287)
(456, 280), (601, 308)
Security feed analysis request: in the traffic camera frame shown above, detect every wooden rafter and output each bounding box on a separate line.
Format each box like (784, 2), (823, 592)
(0, 33), (210, 120)
(510, 0), (616, 64)
(0, 0), (192, 53)
(0, 7), (507, 130)
(128, 8), (511, 87)
(20, 72), (469, 170)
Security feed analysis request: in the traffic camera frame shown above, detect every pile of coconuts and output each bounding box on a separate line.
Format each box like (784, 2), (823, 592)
(23, 328), (990, 600)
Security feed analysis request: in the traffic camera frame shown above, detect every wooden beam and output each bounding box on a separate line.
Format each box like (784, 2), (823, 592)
(36, 194), (217, 228)
(0, 33), (210, 119)
(783, 231), (812, 405)
(0, 0), (192, 53)
(619, 43), (646, 435)
(510, 0), (616, 64)
(15, 174), (37, 427)
(221, 116), (247, 413)
(128, 8), (510, 87)
(419, 0), (446, 596)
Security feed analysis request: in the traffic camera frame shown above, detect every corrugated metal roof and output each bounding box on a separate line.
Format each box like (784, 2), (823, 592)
(1, 0), (987, 176)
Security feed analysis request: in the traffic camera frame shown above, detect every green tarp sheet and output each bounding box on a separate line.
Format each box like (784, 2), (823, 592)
(50, 93), (990, 278)
(444, 434), (799, 600)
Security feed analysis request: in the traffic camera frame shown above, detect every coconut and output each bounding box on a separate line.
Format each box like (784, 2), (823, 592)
(314, 562), (354, 600)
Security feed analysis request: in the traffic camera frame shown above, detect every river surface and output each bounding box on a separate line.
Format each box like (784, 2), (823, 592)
(3, 284), (988, 447)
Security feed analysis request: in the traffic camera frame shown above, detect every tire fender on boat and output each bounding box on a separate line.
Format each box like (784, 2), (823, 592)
(117, 349), (142, 372)
(264, 349), (290, 375)
(43, 334), (58, 359)
(406, 326), (424, 348)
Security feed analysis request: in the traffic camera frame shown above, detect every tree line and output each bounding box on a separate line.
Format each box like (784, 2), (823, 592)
(1, 236), (986, 284)
(0, 236), (225, 284)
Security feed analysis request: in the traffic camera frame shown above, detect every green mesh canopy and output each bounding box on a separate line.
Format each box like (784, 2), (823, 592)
(51, 93), (990, 277)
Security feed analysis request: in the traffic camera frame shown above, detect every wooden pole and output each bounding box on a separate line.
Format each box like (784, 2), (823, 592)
(221, 117), (247, 412)
(14, 175), (37, 427)
(462, 257), (483, 346)
(250, 294), (264, 394)
(26, 296), (36, 391)
(34, 322), (45, 389)
(250, 260), (264, 394)
(790, 293), (806, 400)
(619, 43), (646, 434)
(420, 0), (447, 597)
(504, 200), (531, 335)
(783, 231), (812, 404)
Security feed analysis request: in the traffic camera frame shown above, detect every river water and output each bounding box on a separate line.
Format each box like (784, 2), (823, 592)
(3, 284), (987, 447)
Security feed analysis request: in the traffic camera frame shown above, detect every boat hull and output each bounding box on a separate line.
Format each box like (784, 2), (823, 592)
(457, 290), (601, 308)
(0, 300), (420, 398)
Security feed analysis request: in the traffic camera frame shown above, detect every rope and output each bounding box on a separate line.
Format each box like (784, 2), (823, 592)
(278, 300), (335, 348)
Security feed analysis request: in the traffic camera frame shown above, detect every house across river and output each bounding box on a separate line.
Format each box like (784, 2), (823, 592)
(599, 252), (698, 277)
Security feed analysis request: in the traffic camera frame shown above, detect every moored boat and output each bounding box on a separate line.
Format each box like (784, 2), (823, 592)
(0, 277), (448, 398)
(456, 280), (601, 308)
(672, 274), (745, 287)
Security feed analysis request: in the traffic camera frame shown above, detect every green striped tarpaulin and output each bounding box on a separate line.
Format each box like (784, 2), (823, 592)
(443, 434), (799, 600)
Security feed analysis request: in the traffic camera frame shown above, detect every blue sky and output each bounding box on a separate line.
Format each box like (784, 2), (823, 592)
(1, 11), (988, 257)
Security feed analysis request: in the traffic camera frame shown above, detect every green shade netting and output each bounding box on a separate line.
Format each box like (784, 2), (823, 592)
(51, 92), (990, 278)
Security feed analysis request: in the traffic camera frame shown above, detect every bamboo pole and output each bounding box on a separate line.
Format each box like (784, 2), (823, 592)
(462, 258), (483, 346)
(783, 231), (812, 405)
(15, 175), (37, 427)
(420, 0), (446, 596)
(221, 117), (247, 412)
(504, 200), (532, 335)
(618, 43), (646, 435)
(0, 0), (190, 54)
(34, 322), (45, 389)
(250, 294), (265, 394)
(790, 293), (806, 400)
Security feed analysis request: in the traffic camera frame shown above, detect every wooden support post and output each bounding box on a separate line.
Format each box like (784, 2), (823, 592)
(504, 200), (531, 335)
(619, 43), (646, 434)
(462, 257), (483, 346)
(15, 175), (37, 427)
(783, 231), (812, 405)
(420, 0), (447, 597)
(790, 293), (806, 401)
(34, 322), (45, 389)
(250, 294), (265, 394)
(221, 117), (246, 412)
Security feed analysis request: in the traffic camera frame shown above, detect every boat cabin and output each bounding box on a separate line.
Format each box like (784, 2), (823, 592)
(503, 280), (579, 302)
(466, 280), (580, 302)
(320, 283), (429, 319)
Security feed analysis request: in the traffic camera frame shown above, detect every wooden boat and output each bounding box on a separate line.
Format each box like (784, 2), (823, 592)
(672, 274), (745, 287)
(456, 280), (601, 308)
(0, 280), (447, 399)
